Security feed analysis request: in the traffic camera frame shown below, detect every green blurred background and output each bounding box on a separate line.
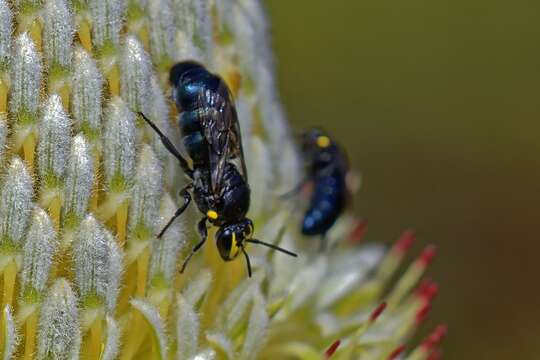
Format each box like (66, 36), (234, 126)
(266, 1), (540, 359)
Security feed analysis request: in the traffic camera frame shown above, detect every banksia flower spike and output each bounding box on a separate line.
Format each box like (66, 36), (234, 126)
(0, 0), (445, 359)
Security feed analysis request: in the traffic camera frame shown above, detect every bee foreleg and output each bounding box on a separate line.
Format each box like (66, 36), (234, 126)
(242, 248), (252, 277)
(180, 217), (208, 274)
(157, 185), (192, 238)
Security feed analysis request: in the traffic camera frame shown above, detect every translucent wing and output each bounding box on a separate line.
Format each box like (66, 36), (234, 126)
(196, 79), (248, 194)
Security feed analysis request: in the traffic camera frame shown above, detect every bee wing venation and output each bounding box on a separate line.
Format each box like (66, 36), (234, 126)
(232, 111), (249, 183)
(196, 82), (248, 194)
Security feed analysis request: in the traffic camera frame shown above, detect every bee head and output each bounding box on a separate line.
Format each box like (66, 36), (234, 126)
(216, 219), (254, 261)
(216, 219), (297, 277)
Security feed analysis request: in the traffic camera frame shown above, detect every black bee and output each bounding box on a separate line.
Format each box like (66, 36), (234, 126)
(140, 61), (297, 276)
(285, 129), (349, 249)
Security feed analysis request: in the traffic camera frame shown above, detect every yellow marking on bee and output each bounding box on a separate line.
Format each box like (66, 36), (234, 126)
(230, 232), (240, 259)
(317, 135), (331, 148)
(207, 210), (218, 220)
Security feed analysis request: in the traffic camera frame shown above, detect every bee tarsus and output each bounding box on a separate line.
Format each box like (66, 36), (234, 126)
(180, 217), (208, 274)
(157, 184), (192, 239)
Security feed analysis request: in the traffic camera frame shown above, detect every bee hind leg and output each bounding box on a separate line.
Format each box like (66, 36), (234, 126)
(138, 112), (193, 178)
(180, 217), (208, 274)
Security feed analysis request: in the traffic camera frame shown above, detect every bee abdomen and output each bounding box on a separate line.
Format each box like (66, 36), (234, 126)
(183, 132), (207, 164)
(178, 110), (206, 164)
(301, 172), (346, 236)
(179, 110), (201, 133)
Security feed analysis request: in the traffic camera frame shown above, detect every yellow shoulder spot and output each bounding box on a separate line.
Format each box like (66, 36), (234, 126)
(207, 210), (218, 220)
(316, 135), (330, 148)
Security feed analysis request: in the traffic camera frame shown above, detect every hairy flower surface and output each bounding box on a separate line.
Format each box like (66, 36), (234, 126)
(0, 0), (445, 359)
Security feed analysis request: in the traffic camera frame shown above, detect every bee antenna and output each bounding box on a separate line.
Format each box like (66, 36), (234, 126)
(246, 239), (298, 257)
(242, 248), (252, 278)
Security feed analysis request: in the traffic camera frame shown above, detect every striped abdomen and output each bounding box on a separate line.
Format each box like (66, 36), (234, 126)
(178, 108), (209, 165)
(301, 169), (347, 236)
(171, 61), (226, 167)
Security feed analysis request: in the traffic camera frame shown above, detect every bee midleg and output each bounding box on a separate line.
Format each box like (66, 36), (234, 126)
(139, 111), (194, 178)
(180, 217), (208, 274)
(157, 184), (193, 238)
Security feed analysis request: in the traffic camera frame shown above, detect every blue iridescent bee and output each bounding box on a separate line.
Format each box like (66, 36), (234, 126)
(140, 61), (297, 276)
(286, 129), (349, 249)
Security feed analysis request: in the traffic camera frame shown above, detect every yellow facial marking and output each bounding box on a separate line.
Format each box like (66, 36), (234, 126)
(229, 232), (241, 258)
(207, 210), (218, 220)
(316, 135), (330, 148)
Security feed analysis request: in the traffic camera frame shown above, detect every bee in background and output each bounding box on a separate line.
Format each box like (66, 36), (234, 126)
(284, 129), (349, 250)
(140, 61), (297, 277)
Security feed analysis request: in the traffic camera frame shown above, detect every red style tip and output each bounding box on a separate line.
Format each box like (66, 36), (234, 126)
(348, 219), (368, 244)
(415, 280), (430, 297)
(324, 340), (341, 358)
(393, 230), (415, 254)
(416, 279), (439, 302)
(427, 349), (442, 360)
(387, 344), (406, 360)
(424, 281), (440, 302)
(418, 245), (437, 267)
(415, 302), (432, 325)
(369, 302), (387, 323)
(422, 324), (448, 350)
